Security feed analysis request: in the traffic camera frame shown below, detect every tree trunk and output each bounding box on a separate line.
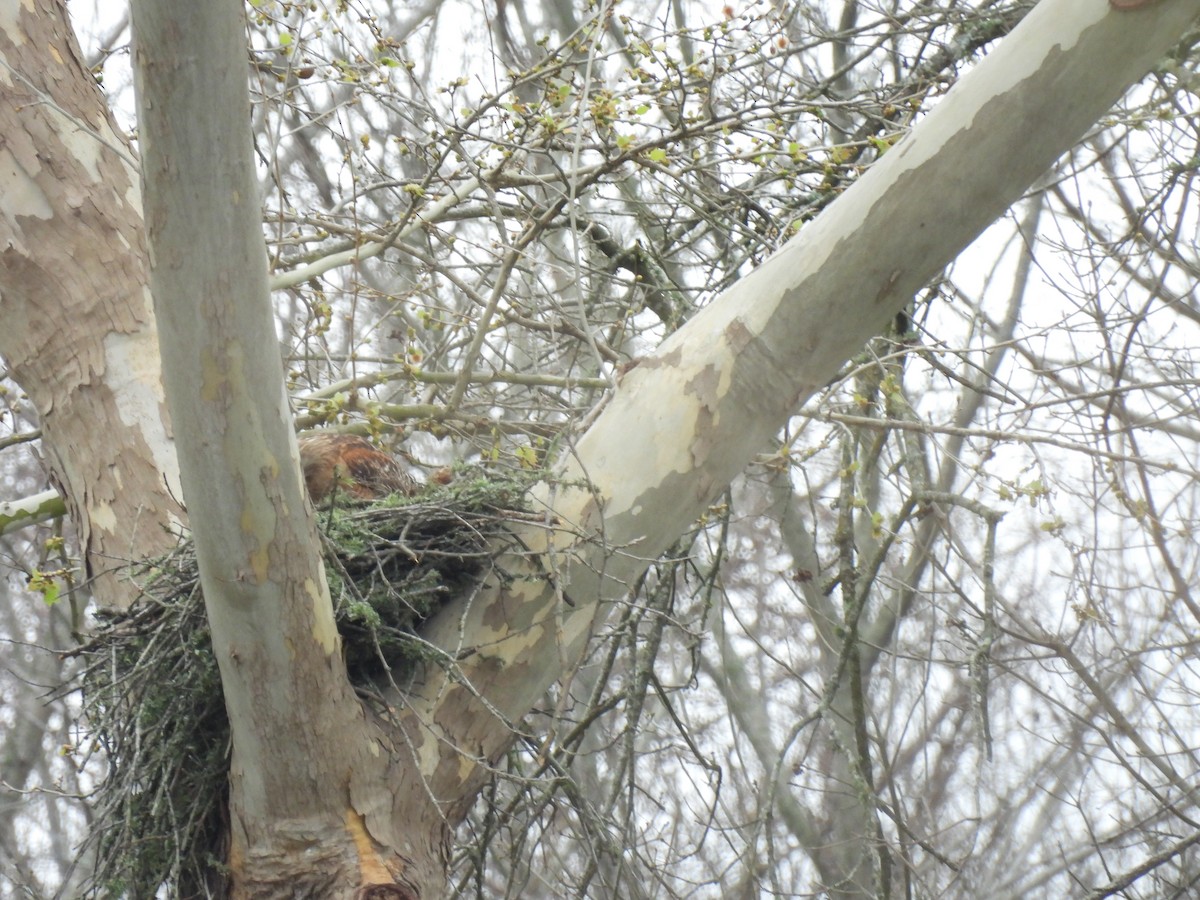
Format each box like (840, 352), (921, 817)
(128, 1), (444, 895)
(0, 0), (181, 610)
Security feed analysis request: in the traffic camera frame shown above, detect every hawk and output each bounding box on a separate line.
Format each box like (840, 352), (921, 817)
(297, 433), (417, 503)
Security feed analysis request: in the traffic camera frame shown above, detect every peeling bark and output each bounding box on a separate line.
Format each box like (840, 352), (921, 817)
(0, 0), (181, 609)
(405, 0), (1200, 818)
(5, 0), (1199, 896)
(130, 1), (445, 895)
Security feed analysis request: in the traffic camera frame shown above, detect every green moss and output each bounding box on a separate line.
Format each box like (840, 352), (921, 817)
(77, 464), (537, 898)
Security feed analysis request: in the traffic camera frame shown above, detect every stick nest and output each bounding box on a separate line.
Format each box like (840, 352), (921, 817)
(72, 468), (537, 898)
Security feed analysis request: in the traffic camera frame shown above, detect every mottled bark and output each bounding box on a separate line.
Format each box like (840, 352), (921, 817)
(129, 1), (442, 895)
(403, 0), (1200, 827)
(0, 0), (181, 610)
(6, 0), (1198, 897)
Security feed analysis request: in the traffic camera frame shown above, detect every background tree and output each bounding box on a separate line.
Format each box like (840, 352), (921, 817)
(2, 0), (1200, 897)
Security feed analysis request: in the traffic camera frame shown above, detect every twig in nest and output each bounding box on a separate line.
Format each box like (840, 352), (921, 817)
(71, 468), (540, 898)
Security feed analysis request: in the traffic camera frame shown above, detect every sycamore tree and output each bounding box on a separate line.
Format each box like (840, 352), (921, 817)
(2, 0), (1200, 897)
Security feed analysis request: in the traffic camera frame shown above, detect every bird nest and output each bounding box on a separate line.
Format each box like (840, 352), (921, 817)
(71, 467), (539, 898)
